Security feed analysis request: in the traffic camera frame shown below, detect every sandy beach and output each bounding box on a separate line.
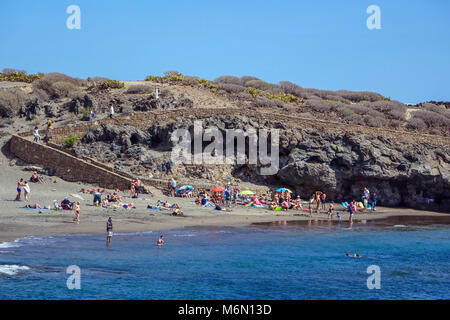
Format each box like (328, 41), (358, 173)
(1, 162), (448, 244)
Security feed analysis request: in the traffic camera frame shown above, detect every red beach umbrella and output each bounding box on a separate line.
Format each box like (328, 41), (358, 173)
(212, 186), (225, 193)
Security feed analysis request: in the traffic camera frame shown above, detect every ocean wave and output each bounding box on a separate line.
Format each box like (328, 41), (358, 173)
(0, 264), (30, 276)
(0, 239), (21, 249)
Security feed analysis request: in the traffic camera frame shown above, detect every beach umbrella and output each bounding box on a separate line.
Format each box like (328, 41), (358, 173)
(176, 185), (194, 193)
(212, 186), (225, 192)
(276, 188), (292, 193)
(240, 190), (255, 195)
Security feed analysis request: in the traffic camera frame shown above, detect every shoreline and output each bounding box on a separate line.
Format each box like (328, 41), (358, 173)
(1, 207), (448, 244)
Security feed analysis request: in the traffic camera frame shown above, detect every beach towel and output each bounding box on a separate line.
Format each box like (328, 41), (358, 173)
(341, 202), (348, 208)
(147, 206), (170, 211)
(18, 207), (49, 211)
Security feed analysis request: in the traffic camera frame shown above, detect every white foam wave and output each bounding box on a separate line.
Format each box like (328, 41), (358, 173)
(0, 239), (21, 249)
(0, 265), (30, 276)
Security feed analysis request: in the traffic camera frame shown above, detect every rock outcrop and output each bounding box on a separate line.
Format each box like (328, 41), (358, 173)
(74, 116), (450, 211)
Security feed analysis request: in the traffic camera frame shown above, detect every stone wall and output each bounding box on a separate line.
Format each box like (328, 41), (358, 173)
(9, 134), (134, 190)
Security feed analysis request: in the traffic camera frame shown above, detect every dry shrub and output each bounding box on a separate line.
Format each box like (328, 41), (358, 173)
(125, 85), (153, 94)
(304, 98), (331, 113)
(217, 83), (246, 94)
(240, 76), (260, 86)
(2, 68), (27, 75)
(410, 110), (450, 129)
(214, 76), (241, 85)
(370, 100), (406, 120)
(252, 96), (287, 108)
(164, 70), (182, 77)
(32, 72), (85, 99)
(0, 89), (29, 117)
(336, 90), (385, 102)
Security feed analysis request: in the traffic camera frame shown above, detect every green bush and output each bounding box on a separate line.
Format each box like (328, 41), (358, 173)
(0, 71), (43, 83)
(195, 78), (218, 94)
(99, 80), (124, 89)
(62, 136), (78, 148)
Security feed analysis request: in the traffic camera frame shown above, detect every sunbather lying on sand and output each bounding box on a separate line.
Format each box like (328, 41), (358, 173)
(25, 203), (42, 209)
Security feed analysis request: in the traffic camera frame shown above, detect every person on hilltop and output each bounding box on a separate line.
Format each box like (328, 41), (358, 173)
(164, 159), (173, 175)
(33, 126), (40, 142)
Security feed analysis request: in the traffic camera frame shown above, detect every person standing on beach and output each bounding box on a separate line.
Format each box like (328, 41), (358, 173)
(15, 178), (24, 201)
(169, 177), (176, 197)
(370, 193), (377, 211)
(109, 105), (114, 118)
(106, 217), (113, 245)
(134, 178), (142, 196)
(348, 202), (354, 224)
(224, 187), (231, 208)
(23, 181), (30, 202)
(363, 187), (370, 208)
(321, 192), (327, 211)
(73, 202), (80, 224)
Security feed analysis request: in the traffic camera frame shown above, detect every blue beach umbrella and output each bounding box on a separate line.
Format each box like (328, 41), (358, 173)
(176, 185), (194, 193)
(276, 188), (292, 193)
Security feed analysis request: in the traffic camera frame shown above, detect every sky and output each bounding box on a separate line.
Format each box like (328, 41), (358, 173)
(0, 0), (449, 104)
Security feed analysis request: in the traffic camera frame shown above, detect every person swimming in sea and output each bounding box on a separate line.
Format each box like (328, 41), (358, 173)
(157, 235), (164, 247)
(346, 251), (361, 258)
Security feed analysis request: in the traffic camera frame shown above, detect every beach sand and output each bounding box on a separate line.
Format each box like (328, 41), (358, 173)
(1, 163), (448, 244)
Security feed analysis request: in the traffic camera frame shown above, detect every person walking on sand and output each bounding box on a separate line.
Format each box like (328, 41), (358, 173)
(33, 126), (40, 142)
(23, 181), (30, 202)
(73, 202), (80, 224)
(106, 217), (113, 245)
(15, 178), (24, 201)
(157, 235), (164, 247)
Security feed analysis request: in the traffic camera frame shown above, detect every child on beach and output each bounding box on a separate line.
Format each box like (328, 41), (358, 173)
(73, 202), (80, 224)
(327, 203), (334, 218)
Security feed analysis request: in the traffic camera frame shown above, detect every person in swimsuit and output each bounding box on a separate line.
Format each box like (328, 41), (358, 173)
(73, 202), (80, 224)
(25, 203), (42, 209)
(15, 178), (24, 201)
(157, 235), (164, 247)
(327, 203), (334, 218)
(106, 217), (113, 245)
(321, 193), (327, 211)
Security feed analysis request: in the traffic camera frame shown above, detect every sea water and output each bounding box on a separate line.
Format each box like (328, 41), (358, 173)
(0, 217), (449, 299)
